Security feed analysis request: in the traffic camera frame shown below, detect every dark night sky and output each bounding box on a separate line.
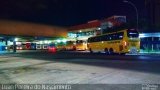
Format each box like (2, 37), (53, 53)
(0, 0), (146, 27)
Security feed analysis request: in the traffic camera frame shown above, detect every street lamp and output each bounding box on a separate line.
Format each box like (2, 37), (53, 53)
(14, 38), (19, 42)
(123, 0), (139, 30)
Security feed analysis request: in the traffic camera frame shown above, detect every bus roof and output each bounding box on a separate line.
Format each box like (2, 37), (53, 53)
(88, 29), (128, 39)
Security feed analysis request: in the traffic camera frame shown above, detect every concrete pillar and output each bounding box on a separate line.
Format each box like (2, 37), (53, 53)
(13, 41), (16, 53)
(5, 40), (8, 46)
(152, 37), (154, 51)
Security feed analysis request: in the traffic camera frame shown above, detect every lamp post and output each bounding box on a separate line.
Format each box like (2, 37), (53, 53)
(123, 0), (139, 30)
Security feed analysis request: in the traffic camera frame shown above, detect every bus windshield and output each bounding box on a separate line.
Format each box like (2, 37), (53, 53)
(127, 29), (139, 38)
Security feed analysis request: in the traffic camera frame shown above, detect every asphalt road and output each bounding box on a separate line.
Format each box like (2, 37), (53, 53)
(0, 50), (160, 90)
(12, 50), (160, 62)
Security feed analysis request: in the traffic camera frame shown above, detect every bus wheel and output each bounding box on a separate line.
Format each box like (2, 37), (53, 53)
(104, 48), (109, 54)
(89, 48), (93, 53)
(109, 48), (114, 55)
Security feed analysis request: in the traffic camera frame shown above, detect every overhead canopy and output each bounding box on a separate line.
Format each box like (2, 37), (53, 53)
(0, 20), (67, 37)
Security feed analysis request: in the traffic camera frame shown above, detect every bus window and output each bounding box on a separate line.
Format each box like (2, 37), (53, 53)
(127, 29), (139, 38)
(89, 37), (95, 42)
(117, 32), (124, 39)
(111, 34), (117, 40)
(101, 35), (106, 41)
(108, 34), (112, 40)
(96, 36), (101, 42)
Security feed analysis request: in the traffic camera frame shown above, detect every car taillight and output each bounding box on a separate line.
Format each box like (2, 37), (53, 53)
(48, 47), (56, 52)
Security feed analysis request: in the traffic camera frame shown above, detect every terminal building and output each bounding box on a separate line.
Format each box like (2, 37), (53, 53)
(139, 33), (160, 53)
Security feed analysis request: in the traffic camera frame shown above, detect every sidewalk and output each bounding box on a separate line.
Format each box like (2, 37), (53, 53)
(0, 51), (16, 56)
(140, 51), (160, 55)
(126, 52), (160, 56)
(0, 50), (46, 56)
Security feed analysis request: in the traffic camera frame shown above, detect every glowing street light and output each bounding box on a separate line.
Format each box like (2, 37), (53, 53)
(123, 0), (139, 30)
(57, 40), (61, 43)
(14, 38), (19, 42)
(62, 39), (67, 43)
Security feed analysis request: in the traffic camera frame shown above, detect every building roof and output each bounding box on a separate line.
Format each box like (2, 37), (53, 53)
(69, 16), (126, 31)
(69, 20), (101, 31)
(0, 20), (67, 37)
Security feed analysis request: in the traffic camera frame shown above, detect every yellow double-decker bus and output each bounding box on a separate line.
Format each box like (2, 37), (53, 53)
(87, 29), (140, 54)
